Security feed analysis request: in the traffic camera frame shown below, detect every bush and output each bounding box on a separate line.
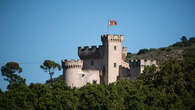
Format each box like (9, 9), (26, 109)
(137, 48), (149, 55)
(1, 54), (195, 110)
(189, 37), (195, 43)
(149, 48), (157, 51)
(166, 48), (171, 52)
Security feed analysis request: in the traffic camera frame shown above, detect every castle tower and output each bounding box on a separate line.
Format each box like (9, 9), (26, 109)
(61, 59), (85, 87)
(101, 34), (124, 84)
(122, 46), (127, 60)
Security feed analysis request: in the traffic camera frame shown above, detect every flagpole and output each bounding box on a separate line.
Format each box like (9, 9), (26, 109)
(107, 19), (109, 34)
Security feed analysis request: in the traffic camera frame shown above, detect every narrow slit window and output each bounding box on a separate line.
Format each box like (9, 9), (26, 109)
(114, 63), (117, 68)
(114, 46), (117, 50)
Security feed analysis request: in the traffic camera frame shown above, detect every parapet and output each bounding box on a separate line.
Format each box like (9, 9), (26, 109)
(78, 45), (104, 59)
(129, 59), (157, 68)
(62, 59), (83, 68)
(140, 59), (157, 66)
(101, 34), (124, 43)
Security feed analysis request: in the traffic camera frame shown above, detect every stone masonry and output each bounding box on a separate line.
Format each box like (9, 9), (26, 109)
(61, 34), (157, 88)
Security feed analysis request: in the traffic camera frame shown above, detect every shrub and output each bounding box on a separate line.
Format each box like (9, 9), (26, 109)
(137, 49), (149, 55)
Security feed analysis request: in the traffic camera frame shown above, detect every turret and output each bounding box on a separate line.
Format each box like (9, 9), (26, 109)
(61, 59), (85, 87)
(122, 46), (127, 60)
(62, 59), (83, 68)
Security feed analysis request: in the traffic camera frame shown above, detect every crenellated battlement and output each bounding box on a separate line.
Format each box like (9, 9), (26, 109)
(129, 59), (157, 68)
(62, 59), (83, 68)
(78, 45), (103, 51)
(78, 45), (104, 59)
(61, 33), (159, 87)
(140, 59), (156, 66)
(101, 34), (124, 43)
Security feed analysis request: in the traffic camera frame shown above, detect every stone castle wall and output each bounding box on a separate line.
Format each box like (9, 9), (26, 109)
(62, 34), (157, 87)
(62, 59), (85, 87)
(129, 59), (157, 80)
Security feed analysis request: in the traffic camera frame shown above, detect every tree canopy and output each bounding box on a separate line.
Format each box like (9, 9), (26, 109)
(1, 62), (25, 89)
(40, 60), (61, 86)
(0, 56), (194, 110)
(0, 36), (195, 109)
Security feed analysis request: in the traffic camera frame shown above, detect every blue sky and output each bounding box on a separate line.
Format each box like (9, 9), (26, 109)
(0, 0), (194, 90)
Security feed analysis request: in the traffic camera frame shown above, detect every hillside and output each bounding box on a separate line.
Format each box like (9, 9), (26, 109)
(126, 36), (195, 64)
(1, 36), (195, 110)
(51, 36), (195, 83)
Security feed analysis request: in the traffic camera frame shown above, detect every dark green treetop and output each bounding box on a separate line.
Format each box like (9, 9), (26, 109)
(40, 60), (61, 86)
(1, 62), (25, 88)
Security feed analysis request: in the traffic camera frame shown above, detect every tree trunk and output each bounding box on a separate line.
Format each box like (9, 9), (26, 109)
(49, 69), (53, 87)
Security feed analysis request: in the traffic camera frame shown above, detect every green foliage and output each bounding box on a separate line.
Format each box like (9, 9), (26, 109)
(137, 57), (195, 110)
(46, 74), (63, 84)
(181, 36), (187, 43)
(126, 36), (195, 64)
(40, 60), (61, 86)
(137, 48), (158, 55)
(137, 48), (149, 55)
(172, 36), (194, 47)
(1, 56), (195, 110)
(1, 62), (25, 89)
(0, 83), (35, 110)
(77, 84), (108, 110)
(1, 36), (195, 109)
(189, 37), (195, 43)
(183, 47), (195, 59)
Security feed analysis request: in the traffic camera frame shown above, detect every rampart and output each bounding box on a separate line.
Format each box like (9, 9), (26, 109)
(78, 45), (104, 59)
(129, 59), (157, 68)
(101, 34), (124, 43)
(62, 59), (83, 68)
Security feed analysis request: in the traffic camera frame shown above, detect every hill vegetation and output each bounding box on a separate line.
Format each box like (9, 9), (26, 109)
(126, 36), (195, 63)
(0, 36), (194, 110)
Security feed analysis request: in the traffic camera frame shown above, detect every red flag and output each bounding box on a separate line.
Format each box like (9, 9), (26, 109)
(109, 20), (117, 26)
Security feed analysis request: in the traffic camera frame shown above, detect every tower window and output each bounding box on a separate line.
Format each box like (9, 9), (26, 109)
(114, 46), (117, 50)
(91, 60), (94, 66)
(114, 63), (117, 68)
(102, 65), (105, 73)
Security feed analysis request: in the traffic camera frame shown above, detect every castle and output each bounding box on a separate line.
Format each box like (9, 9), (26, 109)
(61, 34), (157, 87)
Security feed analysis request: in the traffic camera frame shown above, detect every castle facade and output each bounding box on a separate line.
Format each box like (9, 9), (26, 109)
(61, 34), (157, 87)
